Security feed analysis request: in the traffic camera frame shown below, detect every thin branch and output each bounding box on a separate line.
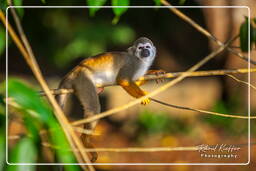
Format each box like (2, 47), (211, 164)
(42, 143), (199, 152)
(144, 68), (256, 81)
(71, 36), (236, 126)
(8, 135), (198, 152)
(73, 127), (101, 136)
(8, 135), (256, 153)
(39, 68), (256, 96)
(8, 135), (255, 152)
(2, 6), (93, 169)
(150, 98), (255, 119)
(226, 74), (256, 90)
(9, 134), (198, 152)
(37, 142), (256, 152)
(160, 0), (256, 65)
(40, 88), (74, 96)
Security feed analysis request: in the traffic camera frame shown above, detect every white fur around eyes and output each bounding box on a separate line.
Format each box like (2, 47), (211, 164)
(144, 43), (152, 47)
(137, 43), (152, 49)
(137, 43), (144, 48)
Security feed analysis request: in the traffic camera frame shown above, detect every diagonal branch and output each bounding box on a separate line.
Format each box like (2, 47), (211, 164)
(160, 0), (256, 65)
(226, 74), (256, 90)
(1, 6), (93, 170)
(8, 6), (94, 169)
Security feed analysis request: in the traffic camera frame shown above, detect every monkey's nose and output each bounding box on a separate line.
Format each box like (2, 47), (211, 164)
(141, 49), (150, 57)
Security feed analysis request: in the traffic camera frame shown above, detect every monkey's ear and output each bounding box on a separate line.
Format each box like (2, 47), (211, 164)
(127, 46), (135, 55)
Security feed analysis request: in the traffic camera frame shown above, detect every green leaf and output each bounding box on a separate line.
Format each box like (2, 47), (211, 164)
(7, 137), (37, 170)
(153, 0), (161, 6)
(87, 0), (107, 16)
(7, 79), (80, 168)
(239, 16), (253, 52)
(8, 79), (54, 123)
(111, 0), (129, 17)
(49, 122), (79, 167)
(40, 0), (46, 3)
(0, 0), (23, 15)
(0, 0), (8, 11)
(0, 25), (5, 57)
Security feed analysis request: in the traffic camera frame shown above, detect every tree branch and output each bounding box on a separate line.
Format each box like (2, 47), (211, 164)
(150, 98), (255, 119)
(1, 6), (93, 169)
(160, 0), (256, 65)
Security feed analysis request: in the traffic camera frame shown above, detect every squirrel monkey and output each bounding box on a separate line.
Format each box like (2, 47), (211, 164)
(57, 37), (162, 162)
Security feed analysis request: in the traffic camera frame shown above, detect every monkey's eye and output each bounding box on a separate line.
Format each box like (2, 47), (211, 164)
(146, 45), (150, 48)
(138, 46), (143, 50)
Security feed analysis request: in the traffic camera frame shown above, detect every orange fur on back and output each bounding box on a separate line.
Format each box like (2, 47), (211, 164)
(82, 53), (114, 68)
(62, 53), (114, 82)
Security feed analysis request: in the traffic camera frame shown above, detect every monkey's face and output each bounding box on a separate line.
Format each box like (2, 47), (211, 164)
(135, 42), (156, 59)
(128, 37), (156, 62)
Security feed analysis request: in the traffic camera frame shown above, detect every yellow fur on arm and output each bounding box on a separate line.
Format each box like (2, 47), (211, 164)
(117, 80), (146, 98)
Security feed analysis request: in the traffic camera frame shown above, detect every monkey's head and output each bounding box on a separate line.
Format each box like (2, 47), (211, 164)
(128, 37), (156, 62)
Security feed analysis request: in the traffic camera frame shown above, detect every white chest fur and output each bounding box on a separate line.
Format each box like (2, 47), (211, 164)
(132, 61), (152, 81)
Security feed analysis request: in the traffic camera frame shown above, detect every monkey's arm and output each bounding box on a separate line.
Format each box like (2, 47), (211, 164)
(117, 79), (150, 105)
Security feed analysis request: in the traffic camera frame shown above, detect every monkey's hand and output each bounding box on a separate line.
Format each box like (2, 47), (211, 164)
(147, 69), (166, 83)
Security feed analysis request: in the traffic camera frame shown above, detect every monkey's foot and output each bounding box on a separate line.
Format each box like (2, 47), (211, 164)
(147, 69), (166, 83)
(81, 134), (98, 162)
(141, 98), (151, 105)
(90, 151), (98, 163)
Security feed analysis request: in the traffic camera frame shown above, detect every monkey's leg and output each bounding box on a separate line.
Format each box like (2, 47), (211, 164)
(118, 79), (150, 105)
(73, 73), (100, 162)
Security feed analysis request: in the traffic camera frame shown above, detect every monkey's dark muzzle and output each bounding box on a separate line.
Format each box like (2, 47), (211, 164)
(140, 49), (150, 58)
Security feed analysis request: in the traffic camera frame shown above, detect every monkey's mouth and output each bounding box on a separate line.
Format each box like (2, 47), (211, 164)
(140, 49), (150, 58)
